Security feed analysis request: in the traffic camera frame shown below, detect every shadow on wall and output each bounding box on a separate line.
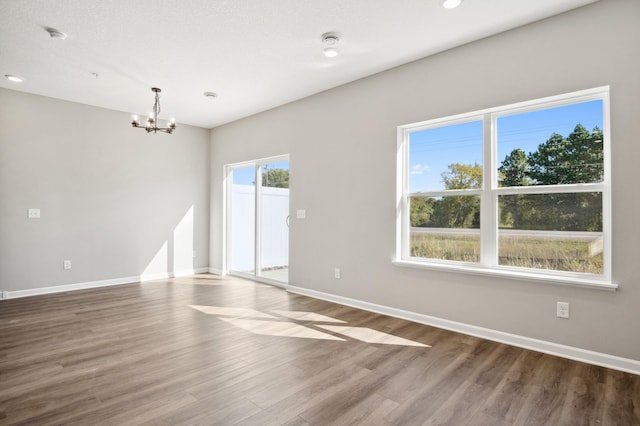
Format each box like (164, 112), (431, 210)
(142, 205), (196, 279)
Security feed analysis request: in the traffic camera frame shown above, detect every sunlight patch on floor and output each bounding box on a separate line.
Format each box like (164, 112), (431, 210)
(271, 310), (346, 323)
(219, 318), (344, 341)
(189, 305), (430, 347)
(188, 305), (276, 319)
(317, 325), (430, 347)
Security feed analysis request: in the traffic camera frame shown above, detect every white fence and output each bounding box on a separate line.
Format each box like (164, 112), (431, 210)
(231, 184), (289, 272)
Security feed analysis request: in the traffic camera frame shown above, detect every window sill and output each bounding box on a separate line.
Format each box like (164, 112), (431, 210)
(392, 259), (618, 291)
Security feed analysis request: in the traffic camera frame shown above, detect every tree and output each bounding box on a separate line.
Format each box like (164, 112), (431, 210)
(498, 148), (531, 187)
(262, 168), (289, 188)
(410, 197), (434, 227)
(510, 124), (604, 231)
(528, 124), (603, 185)
(433, 163), (482, 228)
(497, 149), (532, 228)
(441, 162), (483, 189)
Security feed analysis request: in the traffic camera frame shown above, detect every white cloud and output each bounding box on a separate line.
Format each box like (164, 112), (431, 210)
(410, 164), (430, 175)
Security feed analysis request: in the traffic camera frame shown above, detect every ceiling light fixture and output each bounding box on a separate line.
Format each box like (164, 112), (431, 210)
(321, 32), (340, 58)
(44, 27), (67, 40)
(442, 0), (463, 9)
(323, 48), (339, 58)
(131, 88), (176, 134)
(203, 91), (218, 98)
(5, 74), (24, 83)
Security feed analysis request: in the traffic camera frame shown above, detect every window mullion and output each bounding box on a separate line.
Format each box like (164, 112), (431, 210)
(480, 113), (497, 267)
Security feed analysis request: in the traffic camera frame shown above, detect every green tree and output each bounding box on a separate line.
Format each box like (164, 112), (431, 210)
(498, 148), (531, 187)
(514, 124), (603, 231)
(432, 163), (482, 228)
(498, 149), (531, 228)
(441, 162), (483, 189)
(528, 124), (603, 185)
(262, 168), (289, 188)
(410, 197), (434, 227)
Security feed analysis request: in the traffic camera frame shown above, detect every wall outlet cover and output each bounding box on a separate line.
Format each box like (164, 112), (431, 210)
(557, 301), (570, 319)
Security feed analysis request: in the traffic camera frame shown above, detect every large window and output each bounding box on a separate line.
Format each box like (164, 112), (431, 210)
(396, 87), (612, 287)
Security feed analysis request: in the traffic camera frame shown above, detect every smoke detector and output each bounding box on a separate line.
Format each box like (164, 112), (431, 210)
(322, 33), (340, 46)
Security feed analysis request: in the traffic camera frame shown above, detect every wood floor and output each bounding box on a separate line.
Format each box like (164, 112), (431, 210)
(1, 274), (638, 425)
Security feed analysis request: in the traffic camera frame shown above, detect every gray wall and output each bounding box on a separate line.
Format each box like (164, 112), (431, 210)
(210, 0), (640, 360)
(0, 89), (210, 291)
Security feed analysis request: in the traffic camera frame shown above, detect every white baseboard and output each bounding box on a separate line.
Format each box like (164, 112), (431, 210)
(208, 267), (225, 275)
(139, 268), (210, 282)
(6, 276), (141, 299)
(2, 267), (211, 300)
(287, 285), (640, 376)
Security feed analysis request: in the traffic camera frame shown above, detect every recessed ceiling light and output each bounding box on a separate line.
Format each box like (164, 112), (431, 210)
(323, 48), (339, 58)
(5, 74), (23, 83)
(321, 32), (340, 58)
(204, 92), (218, 98)
(442, 0), (463, 9)
(44, 27), (67, 40)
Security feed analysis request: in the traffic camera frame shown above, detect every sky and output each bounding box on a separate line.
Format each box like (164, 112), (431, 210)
(409, 99), (603, 192)
(232, 160), (290, 186)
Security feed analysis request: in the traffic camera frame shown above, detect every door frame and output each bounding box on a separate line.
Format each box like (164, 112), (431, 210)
(223, 154), (290, 287)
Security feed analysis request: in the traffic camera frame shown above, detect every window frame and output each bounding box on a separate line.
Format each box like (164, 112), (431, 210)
(395, 87), (615, 290)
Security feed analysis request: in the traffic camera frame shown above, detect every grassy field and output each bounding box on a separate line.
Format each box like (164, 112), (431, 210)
(410, 233), (603, 274)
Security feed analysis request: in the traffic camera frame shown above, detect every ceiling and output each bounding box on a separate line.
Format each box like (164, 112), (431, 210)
(0, 0), (598, 129)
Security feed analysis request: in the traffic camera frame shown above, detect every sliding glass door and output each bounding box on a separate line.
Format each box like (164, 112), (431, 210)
(227, 156), (289, 284)
(229, 166), (256, 274)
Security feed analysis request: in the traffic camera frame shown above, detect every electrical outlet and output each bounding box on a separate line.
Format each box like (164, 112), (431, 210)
(334, 268), (341, 279)
(28, 208), (41, 219)
(192, 250), (197, 259)
(557, 301), (569, 319)
(63, 260), (72, 270)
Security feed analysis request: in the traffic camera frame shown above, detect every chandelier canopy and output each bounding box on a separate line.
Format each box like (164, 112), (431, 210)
(131, 88), (176, 134)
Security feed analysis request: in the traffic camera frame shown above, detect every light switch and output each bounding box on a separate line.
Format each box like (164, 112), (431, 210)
(296, 209), (306, 219)
(28, 209), (41, 219)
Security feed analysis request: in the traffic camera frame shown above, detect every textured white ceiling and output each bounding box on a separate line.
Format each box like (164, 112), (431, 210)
(0, 0), (598, 129)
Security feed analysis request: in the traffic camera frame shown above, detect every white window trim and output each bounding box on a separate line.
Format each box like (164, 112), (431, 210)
(395, 86), (616, 290)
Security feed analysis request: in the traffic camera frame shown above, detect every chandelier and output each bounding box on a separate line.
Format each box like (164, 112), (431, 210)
(131, 87), (176, 134)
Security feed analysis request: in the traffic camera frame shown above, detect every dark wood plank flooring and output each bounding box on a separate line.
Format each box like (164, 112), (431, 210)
(1, 274), (638, 425)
